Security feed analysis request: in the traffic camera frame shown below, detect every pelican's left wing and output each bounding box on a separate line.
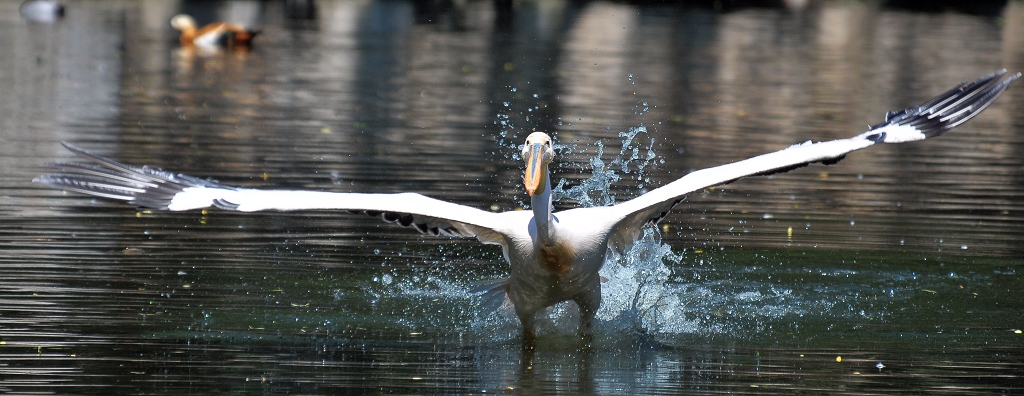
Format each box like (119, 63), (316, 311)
(603, 70), (1019, 253)
(34, 143), (509, 245)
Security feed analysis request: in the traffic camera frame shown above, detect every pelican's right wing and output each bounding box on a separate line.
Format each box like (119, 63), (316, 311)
(603, 70), (1019, 253)
(34, 143), (510, 245)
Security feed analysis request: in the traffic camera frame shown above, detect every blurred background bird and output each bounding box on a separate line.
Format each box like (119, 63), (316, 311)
(20, 0), (64, 23)
(170, 14), (260, 50)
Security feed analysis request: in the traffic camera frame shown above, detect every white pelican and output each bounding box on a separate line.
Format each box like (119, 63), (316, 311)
(35, 70), (1019, 345)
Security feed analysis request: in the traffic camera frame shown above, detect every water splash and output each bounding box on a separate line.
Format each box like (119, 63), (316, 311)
(551, 140), (620, 207)
(597, 226), (679, 333)
(613, 126), (657, 177)
(493, 87), (552, 155)
(551, 124), (656, 207)
(545, 123), (689, 339)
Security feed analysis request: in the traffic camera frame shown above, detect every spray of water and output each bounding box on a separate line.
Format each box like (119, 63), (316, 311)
(546, 125), (687, 340)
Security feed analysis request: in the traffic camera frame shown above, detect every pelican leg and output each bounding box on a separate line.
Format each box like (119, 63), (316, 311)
(517, 311), (537, 350)
(572, 282), (602, 343)
(522, 327), (537, 350)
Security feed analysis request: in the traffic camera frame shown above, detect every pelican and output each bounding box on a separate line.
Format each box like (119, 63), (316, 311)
(170, 14), (260, 49)
(35, 70), (1019, 345)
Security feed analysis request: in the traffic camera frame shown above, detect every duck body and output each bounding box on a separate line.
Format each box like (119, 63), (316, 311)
(20, 0), (64, 23)
(170, 14), (259, 49)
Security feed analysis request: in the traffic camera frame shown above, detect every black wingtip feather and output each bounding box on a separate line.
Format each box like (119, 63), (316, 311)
(871, 70), (1020, 138)
(36, 143), (228, 209)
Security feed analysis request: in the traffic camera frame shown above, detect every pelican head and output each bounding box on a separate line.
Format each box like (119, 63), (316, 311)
(170, 14), (197, 32)
(522, 132), (554, 196)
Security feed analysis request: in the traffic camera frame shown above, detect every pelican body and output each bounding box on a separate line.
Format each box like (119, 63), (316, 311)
(35, 71), (1019, 345)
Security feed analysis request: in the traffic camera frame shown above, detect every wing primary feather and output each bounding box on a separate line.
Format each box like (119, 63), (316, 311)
(382, 211), (402, 223)
(43, 162), (161, 187)
(870, 69), (1019, 140)
(34, 143), (230, 209)
(470, 278), (510, 316)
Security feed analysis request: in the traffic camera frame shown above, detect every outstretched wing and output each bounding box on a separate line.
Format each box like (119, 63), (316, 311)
(34, 143), (511, 245)
(602, 70), (1020, 253)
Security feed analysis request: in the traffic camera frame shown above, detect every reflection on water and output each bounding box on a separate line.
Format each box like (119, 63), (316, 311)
(1, 0), (1023, 394)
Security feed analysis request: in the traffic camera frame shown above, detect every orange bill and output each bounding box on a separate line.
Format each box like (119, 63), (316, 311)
(523, 143), (546, 196)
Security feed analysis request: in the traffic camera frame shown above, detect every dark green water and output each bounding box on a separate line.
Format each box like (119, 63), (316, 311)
(1, 0), (1022, 393)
